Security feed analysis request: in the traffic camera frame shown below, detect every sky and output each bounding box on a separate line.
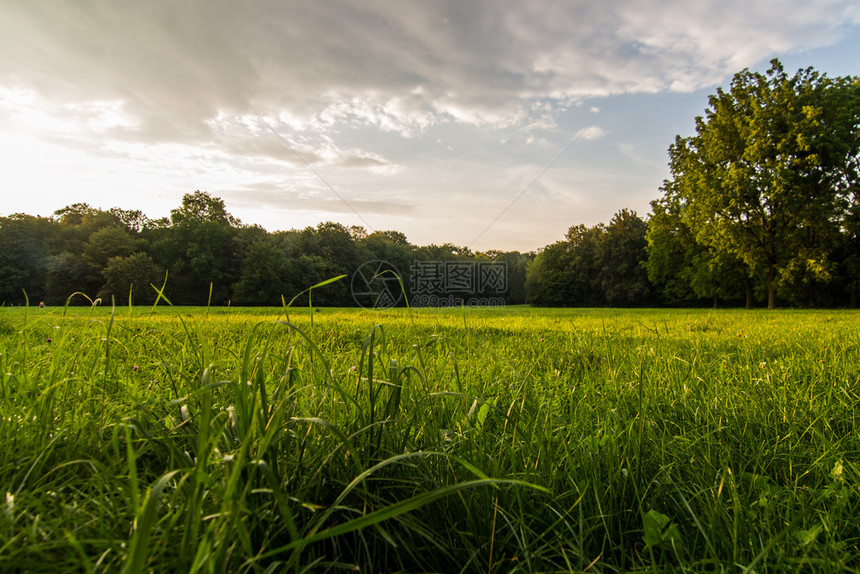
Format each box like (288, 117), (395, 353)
(1, 1), (859, 252)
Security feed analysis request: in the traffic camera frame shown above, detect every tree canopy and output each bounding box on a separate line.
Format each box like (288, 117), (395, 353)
(649, 60), (859, 308)
(526, 210), (654, 307)
(0, 191), (533, 307)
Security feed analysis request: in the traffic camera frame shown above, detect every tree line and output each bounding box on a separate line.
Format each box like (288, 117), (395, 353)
(1, 61), (856, 309)
(0, 191), (532, 307)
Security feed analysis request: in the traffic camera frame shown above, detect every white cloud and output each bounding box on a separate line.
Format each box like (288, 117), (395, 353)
(2, 0), (855, 143)
(576, 126), (607, 141)
(1, 1), (857, 247)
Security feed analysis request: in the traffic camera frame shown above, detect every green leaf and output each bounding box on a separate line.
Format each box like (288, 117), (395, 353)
(643, 509), (671, 548)
(475, 399), (493, 430)
(643, 510), (686, 555)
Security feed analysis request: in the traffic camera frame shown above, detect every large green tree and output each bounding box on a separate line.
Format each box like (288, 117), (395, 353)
(290, 222), (362, 305)
(525, 240), (578, 306)
(231, 236), (289, 306)
(526, 221), (607, 307)
(82, 226), (139, 293)
(647, 183), (751, 307)
(152, 191), (240, 305)
(99, 252), (164, 305)
(664, 60), (859, 308)
(526, 211), (653, 307)
(594, 209), (653, 306)
(561, 223), (606, 306)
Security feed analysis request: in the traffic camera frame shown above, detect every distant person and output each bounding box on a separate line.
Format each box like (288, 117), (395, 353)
(38, 302), (45, 308)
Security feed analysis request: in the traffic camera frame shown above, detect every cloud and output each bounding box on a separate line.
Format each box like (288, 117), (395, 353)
(2, 0), (856, 145)
(203, 112), (405, 174)
(229, 183), (416, 217)
(576, 126), (606, 141)
(1, 0), (857, 248)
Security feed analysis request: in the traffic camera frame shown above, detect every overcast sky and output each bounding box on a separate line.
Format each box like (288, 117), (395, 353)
(2, 1), (859, 251)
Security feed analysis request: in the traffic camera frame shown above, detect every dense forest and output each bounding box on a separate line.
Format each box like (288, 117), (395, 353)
(0, 191), (533, 308)
(1, 61), (857, 309)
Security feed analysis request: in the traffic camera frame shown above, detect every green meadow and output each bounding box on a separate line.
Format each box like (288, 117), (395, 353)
(1, 303), (859, 572)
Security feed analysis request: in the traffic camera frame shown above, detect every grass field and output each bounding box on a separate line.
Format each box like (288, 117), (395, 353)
(1, 302), (859, 572)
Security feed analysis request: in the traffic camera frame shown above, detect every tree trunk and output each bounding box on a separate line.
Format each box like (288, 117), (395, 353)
(713, 294), (719, 309)
(745, 279), (753, 309)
